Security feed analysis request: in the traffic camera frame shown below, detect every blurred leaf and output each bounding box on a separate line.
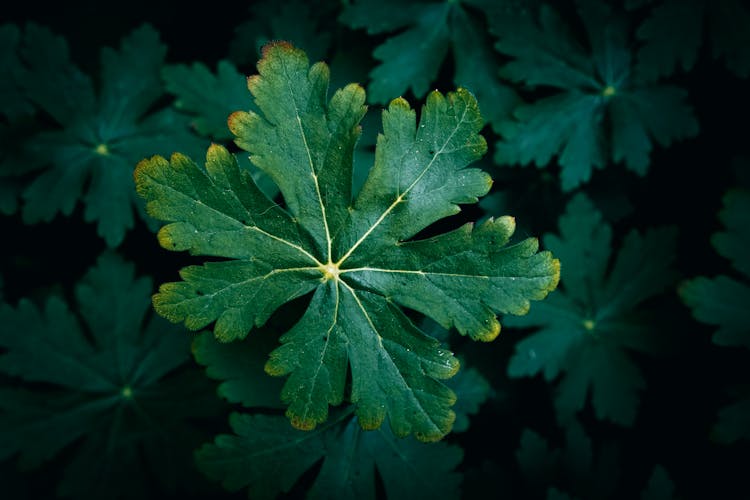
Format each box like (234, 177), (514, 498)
(713, 392), (750, 443)
(507, 194), (678, 426)
(192, 330), (285, 409)
(681, 190), (750, 349)
(446, 364), (493, 432)
(230, 0), (332, 65)
(163, 60), (252, 141)
(0, 24), (33, 120)
(197, 409), (463, 500)
(19, 24), (206, 247)
(636, 0), (750, 79)
(516, 420), (619, 499)
(681, 190), (750, 443)
(340, 0), (519, 128)
(641, 465), (676, 500)
(0, 253), (220, 499)
(494, 2), (698, 190)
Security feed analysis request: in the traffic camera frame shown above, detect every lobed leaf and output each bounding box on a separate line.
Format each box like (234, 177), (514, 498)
(136, 42), (559, 440)
(507, 193), (677, 426)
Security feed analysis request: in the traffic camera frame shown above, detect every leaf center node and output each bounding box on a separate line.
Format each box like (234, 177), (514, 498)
(121, 385), (134, 399)
(601, 85), (617, 98)
(582, 318), (596, 332)
(94, 143), (110, 156)
(319, 262), (341, 282)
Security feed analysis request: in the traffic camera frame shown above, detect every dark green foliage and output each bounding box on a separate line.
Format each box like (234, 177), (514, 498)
(18, 24), (205, 247)
(230, 0), (333, 65)
(682, 190), (750, 443)
(0, 253), (220, 498)
(635, 0), (750, 79)
(3, 0), (750, 498)
(506, 194), (678, 426)
(197, 409), (463, 500)
(163, 60), (251, 141)
(494, 1), (698, 190)
(340, 0), (519, 128)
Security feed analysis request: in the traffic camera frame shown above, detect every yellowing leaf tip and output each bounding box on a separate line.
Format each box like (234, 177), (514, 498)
(475, 319), (501, 342)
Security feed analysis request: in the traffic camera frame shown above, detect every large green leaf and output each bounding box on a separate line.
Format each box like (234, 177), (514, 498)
(19, 24), (205, 247)
(493, 2), (698, 190)
(0, 253), (220, 498)
(135, 42), (559, 441)
(506, 194), (678, 426)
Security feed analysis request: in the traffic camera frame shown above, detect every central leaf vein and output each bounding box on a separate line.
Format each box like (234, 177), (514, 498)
(282, 56), (332, 263)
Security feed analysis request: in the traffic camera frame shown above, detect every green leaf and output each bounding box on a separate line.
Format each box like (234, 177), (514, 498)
(19, 24), (205, 247)
(507, 193), (678, 426)
(515, 420), (619, 500)
(637, 0), (750, 79)
(196, 409), (463, 500)
(517, 429), (560, 494)
(635, 0), (704, 81)
(494, 2), (698, 190)
(446, 364), (493, 432)
(712, 190), (750, 278)
(192, 330), (284, 409)
(135, 42), (559, 441)
(681, 191), (750, 349)
(0, 24), (33, 120)
(230, 0), (332, 65)
(641, 465), (676, 500)
(163, 60), (252, 141)
(340, 0), (519, 128)
(713, 393), (750, 443)
(0, 253), (219, 498)
(681, 190), (750, 443)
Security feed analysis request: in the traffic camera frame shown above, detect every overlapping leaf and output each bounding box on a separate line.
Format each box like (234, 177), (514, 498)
(230, 0), (333, 65)
(193, 326), (488, 498)
(506, 194), (678, 426)
(0, 253), (219, 498)
(681, 190), (750, 443)
(0, 24), (40, 215)
(135, 42), (559, 441)
(340, 0), (519, 129)
(494, 1), (698, 190)
(0, 24), (33, 120)
(517, 423), (674, 500)
(635, 0), (750, 79)
(518, 422), (620, 499)
(197, 409), (463, 500)
(19, 24), (205, 246)
(163, 60), (251, 141)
